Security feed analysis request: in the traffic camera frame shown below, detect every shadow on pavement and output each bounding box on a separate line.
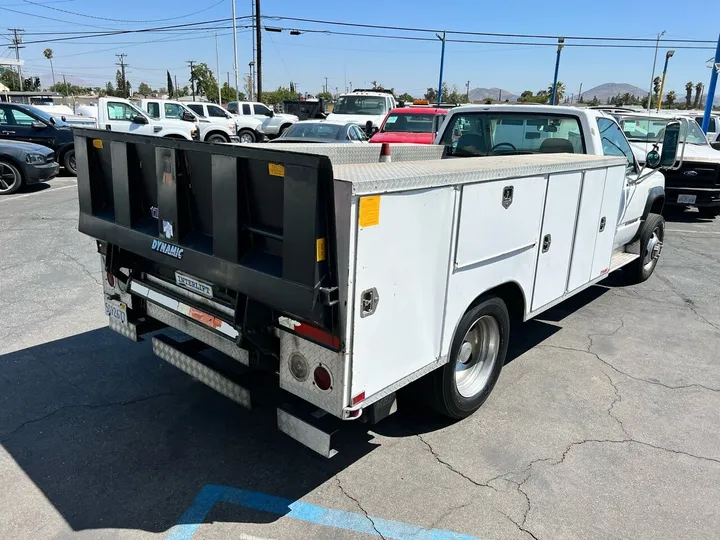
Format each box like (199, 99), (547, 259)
(18, 182), (52, 195)
(663, 207), (716, 223)
(0, 328), (375, 535)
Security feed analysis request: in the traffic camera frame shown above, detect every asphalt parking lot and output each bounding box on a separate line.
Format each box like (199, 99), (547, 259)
(1, 177), (719, 540)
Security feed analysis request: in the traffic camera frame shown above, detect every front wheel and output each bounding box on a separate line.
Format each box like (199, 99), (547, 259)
(206, 133), (229, 144)
(0, 160), (23, 195)
(427, 297), (509, 419)
(63, 149), (77, 176)
(626, 213), (664, 283)
(238, 129), (256, 144)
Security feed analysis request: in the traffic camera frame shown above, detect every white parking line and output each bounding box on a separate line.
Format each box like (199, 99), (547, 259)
(666, 228), (720, 235)
(0, 184), (76, 203)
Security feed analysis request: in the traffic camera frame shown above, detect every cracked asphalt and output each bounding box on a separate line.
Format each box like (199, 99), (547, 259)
(1, 179), (719, 540)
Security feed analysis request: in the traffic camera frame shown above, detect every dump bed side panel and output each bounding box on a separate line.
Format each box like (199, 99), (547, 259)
(75, 128), (339, 332)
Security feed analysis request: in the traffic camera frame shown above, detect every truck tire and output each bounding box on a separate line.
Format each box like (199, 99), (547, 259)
(626, 213), (664, 283)
(279, 124), (292, 136)
(0, 159), (23, 195)
(63, 149), (77, 176)
(206, 133), (229, 144)
(238, 129), (256, 144)
(427, 296), (509, 419)
(698, 207), (720, 218)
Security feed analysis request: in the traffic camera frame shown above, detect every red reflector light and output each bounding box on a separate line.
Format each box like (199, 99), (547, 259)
(352, 392), (365, 406)
(313, 365), (332, 391)
(296, 323), (340, 349)
(107, 272), (115, 287)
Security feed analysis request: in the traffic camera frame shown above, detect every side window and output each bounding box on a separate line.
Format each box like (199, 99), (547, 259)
(710, 118), (717, 132)
(7, 108), (36, 126)
(107, 102), (137, 121)
(242, 104), (251, 115)
(347, 126), (359, 141)
(352, 125), (367, 141)
(164, 103), (184, 119)
(187, 104), (204, 116)
(0, 107), (8, 124)
(146, 102), (160, 118)
(597, 118), (635, 171)
(253, 104), (271, 116)
(207, 105), (228, 118)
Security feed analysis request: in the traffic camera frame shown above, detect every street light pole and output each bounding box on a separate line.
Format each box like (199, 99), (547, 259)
(702, 34), (720, 133)
(436, 31), (446, 105)
(656, 50), (675, 112)
(215, 32), (222, 105)
(550, 37), (565, 105)
(647, 30), (666, 112)
(231, 0), (240, 102)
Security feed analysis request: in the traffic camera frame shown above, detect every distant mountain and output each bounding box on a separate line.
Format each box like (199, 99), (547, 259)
(580, 83), (648, 102)
(468, 87), (518, 102)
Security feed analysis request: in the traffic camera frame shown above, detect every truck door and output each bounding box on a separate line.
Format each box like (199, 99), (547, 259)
(104, 100), (154, 135)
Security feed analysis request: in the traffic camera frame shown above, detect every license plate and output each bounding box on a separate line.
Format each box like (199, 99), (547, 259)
(677, 194), (696, 204)
(105, 299), (127, 324)
(175, 271), (213, 298)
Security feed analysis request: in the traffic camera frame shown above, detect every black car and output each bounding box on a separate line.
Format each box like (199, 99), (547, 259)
(269, 120), (369, 143)
(0, 103), (76, 175)
(0, 140), (59, 195)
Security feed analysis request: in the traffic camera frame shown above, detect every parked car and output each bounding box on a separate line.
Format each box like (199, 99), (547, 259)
(0, 102), (76, 175)
(370, 107), (448, 144)
(269, 120), (369, 143)
(691, 113), (720, 143)
(0, 140), (58, 195)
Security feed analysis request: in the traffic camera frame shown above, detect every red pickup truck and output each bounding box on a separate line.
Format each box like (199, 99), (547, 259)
(369, 106), (448, 144)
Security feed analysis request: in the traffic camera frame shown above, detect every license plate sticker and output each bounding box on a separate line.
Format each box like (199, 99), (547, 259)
(175, 271), (213, 298)
(678, 194), (697, 204)
(105, 300), (127, 324)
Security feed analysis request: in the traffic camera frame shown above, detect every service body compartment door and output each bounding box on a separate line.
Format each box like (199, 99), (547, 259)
(567, 169), (607, 292)
(531, 172), (582, 311)
(591, 166), (625, 279)
(350, 187), (455, 401)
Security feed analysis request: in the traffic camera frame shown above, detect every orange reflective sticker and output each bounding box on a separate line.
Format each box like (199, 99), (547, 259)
(316, 238), (326, 262)
(189, 307), (222, 329)
(268, 163), (285, 177)
(92, 139), (104, 149)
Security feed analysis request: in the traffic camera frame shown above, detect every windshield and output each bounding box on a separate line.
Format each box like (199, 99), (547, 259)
(439, 112), (585, 157)
(382, 113), (434, 133)
(283, 123), (341, 139)
(333, 96), (388, 116)
(619, 117), (708, 145)
(18, 104), (69, 127)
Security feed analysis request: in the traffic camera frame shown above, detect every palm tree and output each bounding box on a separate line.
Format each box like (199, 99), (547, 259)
(43, 48), (55, 87)
(666, 90), (677, 107)
(685, 81), (694, 109)
(693, 82), (703, 109)
(547, 81), (565, 103)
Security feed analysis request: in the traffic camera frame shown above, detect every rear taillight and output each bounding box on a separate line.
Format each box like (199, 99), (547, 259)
(313, 364), (332, 391)
(295, 323), (340, 349)
(106, 272), (115, 287)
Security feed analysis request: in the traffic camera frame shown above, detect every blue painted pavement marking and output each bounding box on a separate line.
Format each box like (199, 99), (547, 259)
(166, 483), (481, 540)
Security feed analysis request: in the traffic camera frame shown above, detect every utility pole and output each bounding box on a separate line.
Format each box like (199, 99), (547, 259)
(231, 0), (240, 103)
(186, 60), (196, 101)
(466, 80), (470, 101)
(115, 53), (128, 98)
(550, 38), (565, 105)
(647, 30), (666, 112)
(324, 77), (328, 94)
(8, 28), (25, 91)
(214, 33), (222, 105)
(436, 31), (446, 105)
(255, 0), (262, 102)
(577, 82), (583, 103)
(175, 75), (179, 98)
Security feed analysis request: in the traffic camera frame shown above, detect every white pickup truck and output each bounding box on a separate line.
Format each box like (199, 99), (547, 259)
(226, 100), (298, 138)
(76, 97), (198, 140)
(327, 89), (398, 135)
(184, 101), (265, 144)
(75, 111), (680, 456)
(137, 99), (239, 144)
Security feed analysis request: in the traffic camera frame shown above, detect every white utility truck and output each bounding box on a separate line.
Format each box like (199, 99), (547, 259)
(137, 99), (240, 144)
(76, 98), (199, 140)
(184, 101), (265, 143)
(226, 100), (298, 138)
(74, 116), (680, 456)
(327, 89), (398, 135)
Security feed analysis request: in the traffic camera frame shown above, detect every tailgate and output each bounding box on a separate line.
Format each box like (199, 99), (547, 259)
(75, 128), (338, 332)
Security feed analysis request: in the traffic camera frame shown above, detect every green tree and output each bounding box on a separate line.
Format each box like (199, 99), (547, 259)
(547, 81), (565, 103)
(0, 67), (21, 91)
(317, 91), (333, 102)
(685, 81), (694, 109)
(588, 95), (600, 106)
(167, 71), (174, 99)
(115, 69), (130, 98)
(518, 90), (535, 102)
(398, 92), (414, 102)
(190, 62), (219, 102)
(424, 87), (438, 102)
(137, 82), (153, 96)
(665, 90), (677, 107)
(176, 86), (190, 98)
(534, 90), (550, 104)
(693, 82), (703, 108)
(220, 82), (243, 103)
(262, 86), (299, 106)
(43, 48), (55, 87)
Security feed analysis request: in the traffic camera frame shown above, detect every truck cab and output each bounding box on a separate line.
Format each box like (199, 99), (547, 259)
(76, 98), (199, 141)
(226, 101), (298, 138)
(435, 104), (667, 257)
(327, 89), (398, 134)
(184, 101), (264, 144)
(138, 99), (233, 143)
(613, 111), (720, 217)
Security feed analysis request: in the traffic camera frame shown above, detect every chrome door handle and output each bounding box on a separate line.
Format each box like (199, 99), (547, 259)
(1, 130), (16, 135)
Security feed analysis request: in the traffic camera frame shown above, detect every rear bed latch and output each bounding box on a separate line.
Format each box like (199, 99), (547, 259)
(360, 288), (379, 318)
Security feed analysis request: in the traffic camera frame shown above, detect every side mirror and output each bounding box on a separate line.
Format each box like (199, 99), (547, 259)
(181, 110), (196, 122)
(398, 100), (405, 108)
(31, 120), (46, 130)
(711, 141), (720, 151)
(658, 120), (681, 168)
(365, 120), (374, 138)
(267, 110), (274, 117)
(132, 115), (149, 125)
(431, 113), (447, 136)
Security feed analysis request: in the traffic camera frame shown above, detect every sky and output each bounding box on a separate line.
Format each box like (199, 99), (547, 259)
(1, 0), (719, 99)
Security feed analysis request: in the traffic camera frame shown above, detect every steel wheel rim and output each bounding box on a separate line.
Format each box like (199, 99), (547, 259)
(239, 133), (254, 143)
(69, 154), (76, 172)
(0, 163), (19, 192)
(643, 226), (663, 270)
(455, 315), (500, 398)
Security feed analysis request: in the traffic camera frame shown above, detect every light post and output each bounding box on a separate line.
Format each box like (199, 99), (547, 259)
(550, 37), (565, 105)
(231, 0), (240, 102)
(701, 34), (720, 133)
(656, 50), (675, 112)
(647, 30), (666, 112)
(436, 31), (446, 105)
(248, 61), (255, 101)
